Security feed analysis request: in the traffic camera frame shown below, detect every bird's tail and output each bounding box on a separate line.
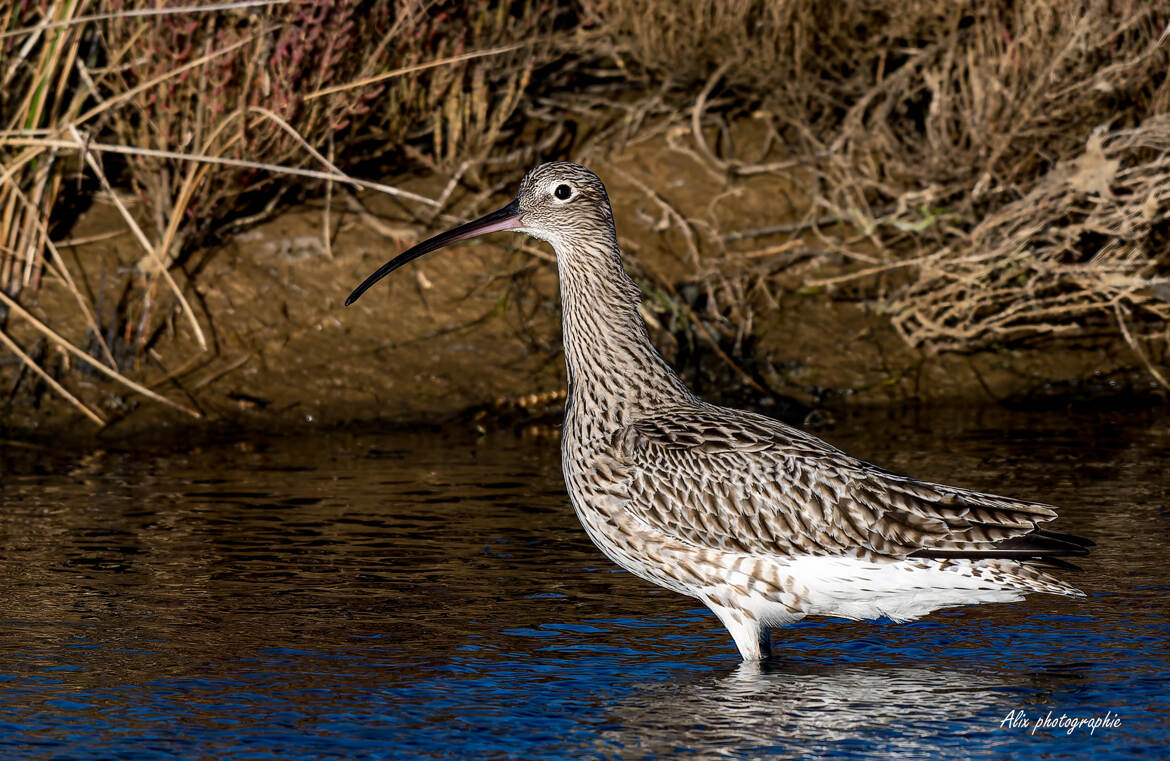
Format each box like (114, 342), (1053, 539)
(910, 529), (1094, 566)
(981, 557), (1087, 598)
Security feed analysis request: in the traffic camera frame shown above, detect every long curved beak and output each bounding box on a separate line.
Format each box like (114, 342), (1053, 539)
(345, 199), (522, 306)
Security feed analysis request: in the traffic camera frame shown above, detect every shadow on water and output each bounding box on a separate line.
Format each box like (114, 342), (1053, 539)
(0, 405), (1167, 759)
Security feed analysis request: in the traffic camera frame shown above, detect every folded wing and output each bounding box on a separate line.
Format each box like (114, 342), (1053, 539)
(614, 407), (1092, 564)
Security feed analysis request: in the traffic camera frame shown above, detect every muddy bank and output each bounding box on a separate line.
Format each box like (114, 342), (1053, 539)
(3, 136), (1166, 440)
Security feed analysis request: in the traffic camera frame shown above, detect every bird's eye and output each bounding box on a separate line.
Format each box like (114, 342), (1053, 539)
(554, 184), (572, 201)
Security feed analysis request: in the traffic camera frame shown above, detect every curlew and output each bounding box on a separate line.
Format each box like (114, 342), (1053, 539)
(346, 162), (1091, 660)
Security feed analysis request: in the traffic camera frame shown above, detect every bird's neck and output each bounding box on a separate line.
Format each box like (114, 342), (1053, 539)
(554, 237), (693, 429)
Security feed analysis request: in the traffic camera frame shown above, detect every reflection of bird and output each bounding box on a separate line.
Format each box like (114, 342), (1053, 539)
(594, 662), (1017, 757)
(346, 162), (1092, 661)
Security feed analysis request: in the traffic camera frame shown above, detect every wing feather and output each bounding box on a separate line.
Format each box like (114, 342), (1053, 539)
(615, 406), (1090, 561)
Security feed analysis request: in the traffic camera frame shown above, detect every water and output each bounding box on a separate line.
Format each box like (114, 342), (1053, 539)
(0, 407), (1166, 760)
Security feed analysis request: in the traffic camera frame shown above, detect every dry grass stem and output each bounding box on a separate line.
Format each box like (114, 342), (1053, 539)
(0, 289), (201, 418)
(305, 42), (530, 101)
(604, 161), (703, 267)
(0, 1), (288, 40)
(67, 125), (208, 351)
(2, 174), (116, 366)
(6, 135), (440, 207)
(0, 327), (105, 425)
(1114, 302), (1170, 391)
(190, 354), (252, 392)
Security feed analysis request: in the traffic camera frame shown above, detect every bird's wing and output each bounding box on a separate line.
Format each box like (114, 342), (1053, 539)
(613, 406), (1090, 561)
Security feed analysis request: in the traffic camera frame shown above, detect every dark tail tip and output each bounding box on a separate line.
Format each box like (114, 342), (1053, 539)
(910, 529), (1094, 565)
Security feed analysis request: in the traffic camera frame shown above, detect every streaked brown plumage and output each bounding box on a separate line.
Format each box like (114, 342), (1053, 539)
(346, 162), (1091, 660)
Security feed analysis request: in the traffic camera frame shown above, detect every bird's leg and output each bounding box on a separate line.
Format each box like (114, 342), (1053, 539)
(706, 601), (770, 661)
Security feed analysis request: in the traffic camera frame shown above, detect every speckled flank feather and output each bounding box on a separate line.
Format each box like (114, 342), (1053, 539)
(352, 161), (1092, 661)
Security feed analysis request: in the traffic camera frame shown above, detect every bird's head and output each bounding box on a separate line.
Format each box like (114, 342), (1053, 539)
(345, 161), (613, 306)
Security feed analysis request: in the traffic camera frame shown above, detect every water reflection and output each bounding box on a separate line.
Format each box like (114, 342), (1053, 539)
(597, 663), (1016, 759)
(0, 407), (1167, 759)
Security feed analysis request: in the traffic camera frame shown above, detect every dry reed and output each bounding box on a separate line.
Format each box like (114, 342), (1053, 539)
(1, 0), (565, 423)
(4, 0), (1170, 425)
(596, 0), (1170, 386)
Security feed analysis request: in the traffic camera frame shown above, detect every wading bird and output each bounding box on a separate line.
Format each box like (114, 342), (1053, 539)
(346, 162), (1091, 660)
